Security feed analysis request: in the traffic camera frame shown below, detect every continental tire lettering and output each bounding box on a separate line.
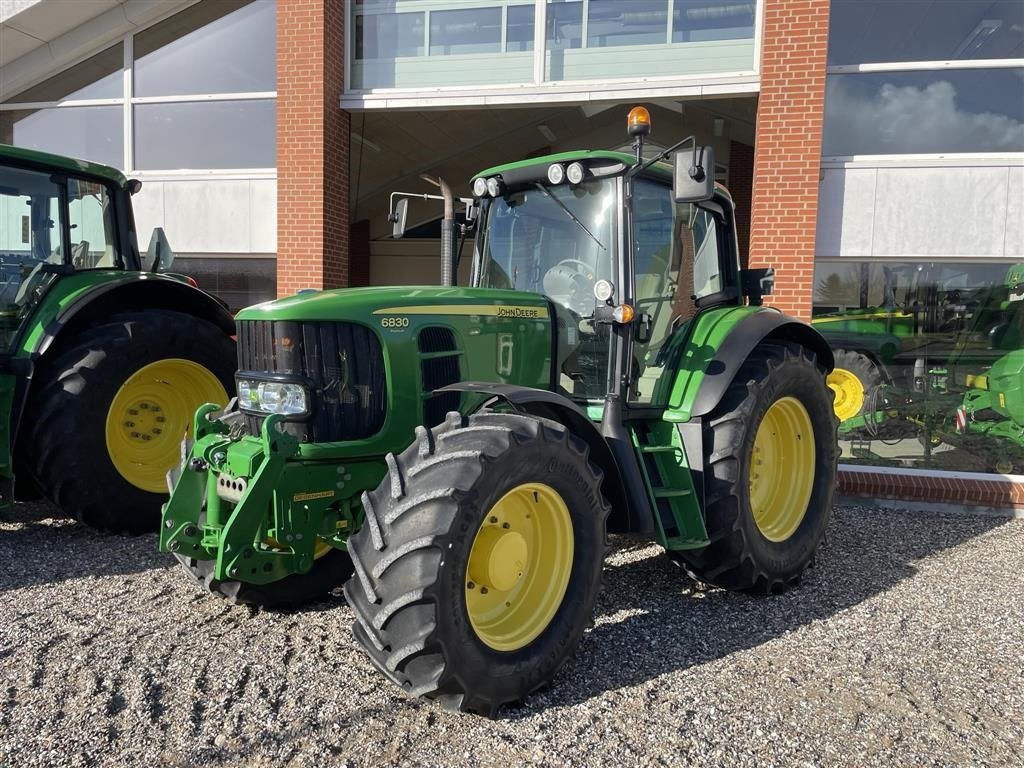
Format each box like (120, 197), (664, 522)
(547, 458), (601, 510)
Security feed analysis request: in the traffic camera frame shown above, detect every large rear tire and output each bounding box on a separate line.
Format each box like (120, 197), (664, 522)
(344, 411), (608, 716)
(673, 342), (837, 594)
(25, 310), (236, 533)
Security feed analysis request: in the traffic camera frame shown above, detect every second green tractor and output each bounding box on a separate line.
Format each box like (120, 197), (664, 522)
(160, 107), (839, 715)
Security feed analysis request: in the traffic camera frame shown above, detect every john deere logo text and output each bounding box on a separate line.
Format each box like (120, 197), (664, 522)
(497, 307), (541, 319)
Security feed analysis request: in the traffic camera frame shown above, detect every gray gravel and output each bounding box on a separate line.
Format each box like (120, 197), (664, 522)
(1, 501), (1021, 768)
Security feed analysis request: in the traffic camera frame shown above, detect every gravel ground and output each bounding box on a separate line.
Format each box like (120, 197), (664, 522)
(1, 501), (1021, 768)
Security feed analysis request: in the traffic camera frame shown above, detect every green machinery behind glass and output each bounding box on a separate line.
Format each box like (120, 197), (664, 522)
(0, 144), (237, 532)
(160, 107), (839, 716)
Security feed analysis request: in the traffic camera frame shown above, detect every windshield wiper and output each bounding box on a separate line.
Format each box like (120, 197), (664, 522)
(533, 183), (605, 251)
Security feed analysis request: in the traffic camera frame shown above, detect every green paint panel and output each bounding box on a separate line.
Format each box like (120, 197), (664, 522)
(655, 305), (764, 422)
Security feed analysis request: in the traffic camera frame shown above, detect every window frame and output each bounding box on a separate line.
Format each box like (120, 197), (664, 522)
(0, 0), (277, 177)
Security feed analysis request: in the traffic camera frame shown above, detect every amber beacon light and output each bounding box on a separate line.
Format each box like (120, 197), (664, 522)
(627, 106), (652, 137)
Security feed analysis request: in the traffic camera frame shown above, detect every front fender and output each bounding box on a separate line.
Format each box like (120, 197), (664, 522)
(436, 382), (630, 529)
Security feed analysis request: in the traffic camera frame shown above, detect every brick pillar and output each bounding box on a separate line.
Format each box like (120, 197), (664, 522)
(277, 0), (349, 297)
(728, 140), (754, 269)
(748, 0), (830, 320)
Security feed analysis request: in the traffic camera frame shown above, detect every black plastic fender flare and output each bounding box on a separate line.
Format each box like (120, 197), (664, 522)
(689, 311), (835, 419)
(435, 382), (629, 526)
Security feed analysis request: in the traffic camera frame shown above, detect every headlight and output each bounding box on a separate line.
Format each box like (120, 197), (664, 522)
(547, 163), (565, 184)
(237, 377), (310, 417)
(485, 176), (503, 197)
(566, 161), (586, 184)
(472, 177), (488, 197)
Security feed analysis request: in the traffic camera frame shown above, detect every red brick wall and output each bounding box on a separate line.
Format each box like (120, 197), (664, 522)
(748, 0), (830, 320)
(729, 140), (754, 269)
(277, 0), (349, 297)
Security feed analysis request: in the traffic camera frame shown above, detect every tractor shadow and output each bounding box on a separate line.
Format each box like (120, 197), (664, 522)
(508, 504), (1013, 716)
(0, 500), (163, 593)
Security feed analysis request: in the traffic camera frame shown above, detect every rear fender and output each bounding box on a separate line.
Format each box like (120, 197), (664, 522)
(664, 308), (834, 423)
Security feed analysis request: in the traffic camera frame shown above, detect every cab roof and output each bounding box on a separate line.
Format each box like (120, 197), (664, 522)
(0, 143), (129, 188)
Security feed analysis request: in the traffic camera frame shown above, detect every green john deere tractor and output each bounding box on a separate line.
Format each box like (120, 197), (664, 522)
(160, 107), (838, 715)
(0, 144), (236, 532)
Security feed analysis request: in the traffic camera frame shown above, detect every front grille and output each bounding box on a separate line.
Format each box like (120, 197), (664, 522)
(237, 320), (386, 443)
(418, 327), (461, 428)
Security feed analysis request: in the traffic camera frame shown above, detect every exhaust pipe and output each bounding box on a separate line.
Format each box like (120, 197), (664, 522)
(421, 174), (455, 287)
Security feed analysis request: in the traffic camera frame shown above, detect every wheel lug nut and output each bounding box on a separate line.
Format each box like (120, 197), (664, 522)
(153, 429), (162, 435)
(466, 581), (475, 590)
(128, 409), (138, 415)
(123, 421), (134, 428)
(156, 416), (166, 423)
(130, 431), (140, 438)
(480, 587), (488, 595)
(489, 516), (498, 524)
(502, 522), (510, 529)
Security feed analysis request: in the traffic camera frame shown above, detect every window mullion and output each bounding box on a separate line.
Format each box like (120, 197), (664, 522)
(123, 33), (134, 173)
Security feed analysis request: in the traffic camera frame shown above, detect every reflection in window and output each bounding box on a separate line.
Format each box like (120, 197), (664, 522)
(356, 12), (425, 59)
(546, 0), (583, 50)
(587, 0), (667, 48)
(829, 0), (1024, 65)
(0, 106), (124, 168)
(3, 44), (123, 104)
(134, 0), (276, 96)
(673, 1), (755, 43)
(67, 178), (117, 269)
(811, 258), (1024, 473)
(822, 70), (1024, 155)
(174, 256), (276, 311)
(506, 5), (536, 52)
(430, 7), (502, 56)
(134, 100), (275, 170)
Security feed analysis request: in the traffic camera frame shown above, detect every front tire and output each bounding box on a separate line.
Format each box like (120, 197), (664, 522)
(673, 342), (838, 594)
(25, 310), (236, 533)
(344, 411), (608, 716)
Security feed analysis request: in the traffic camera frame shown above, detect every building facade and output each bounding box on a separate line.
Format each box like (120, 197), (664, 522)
(1, 0), (1022, 508)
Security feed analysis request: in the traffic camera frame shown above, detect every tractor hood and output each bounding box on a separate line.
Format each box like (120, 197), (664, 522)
(236, 285), (551, 323)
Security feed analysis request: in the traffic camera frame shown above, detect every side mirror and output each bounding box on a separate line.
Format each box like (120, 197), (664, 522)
(144, 227), (174, 272)
(673, 145), (715, 203)
(390, 198), (409, 239)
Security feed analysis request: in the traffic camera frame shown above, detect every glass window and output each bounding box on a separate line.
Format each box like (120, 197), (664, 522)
(0, 106), (124, 168)
(429, 7), (502, 56)
(587, 0), (668, 48)
(506, 4), (536, 52)
(0, 167), (64, 345)
(673, 0), (755, 43)
(358, 11), (425, 59)
(134, 100), (275, 170)
(134, 0), (276, 96)
(812, 259), (1024, 474)
(546, 0), (583, 50)
(174, 256), (276, 311)
(356, 12), (425, 59)
(822, 70), (1024, 155)
(829, 1), (1024, 65)
(66, 178), (117, 269)
(3, 44), (123, 104)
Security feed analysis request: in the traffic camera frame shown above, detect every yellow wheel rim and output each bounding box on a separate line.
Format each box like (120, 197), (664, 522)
(466, 483), (573, 652)
(826, 368), (865, 422)
(105, 359), (227, 493)
(748, 397), (816, 543)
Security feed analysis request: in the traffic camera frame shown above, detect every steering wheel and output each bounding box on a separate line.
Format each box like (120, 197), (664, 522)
(543, 259), (598, 316)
